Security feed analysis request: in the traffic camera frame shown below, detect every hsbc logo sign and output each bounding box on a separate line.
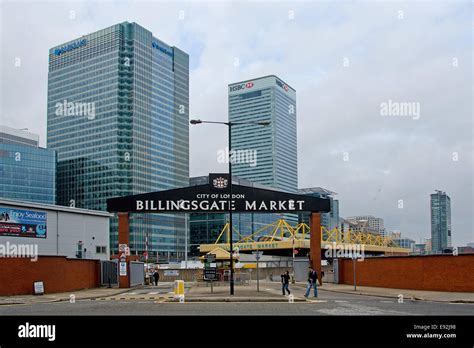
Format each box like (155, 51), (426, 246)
(276, 79), (289, 92)
(229, 82), (254, 92)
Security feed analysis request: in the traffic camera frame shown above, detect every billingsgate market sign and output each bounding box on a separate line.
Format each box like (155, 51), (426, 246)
(107, 174), (330, 214)
(107, 173), (329, 289)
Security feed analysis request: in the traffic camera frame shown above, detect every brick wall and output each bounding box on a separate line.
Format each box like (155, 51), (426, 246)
(338, 254), (474, 292)
(0, 256), (100, 296)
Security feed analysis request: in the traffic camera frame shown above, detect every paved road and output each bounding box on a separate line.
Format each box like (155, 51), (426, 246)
(0, 284), (472, 316)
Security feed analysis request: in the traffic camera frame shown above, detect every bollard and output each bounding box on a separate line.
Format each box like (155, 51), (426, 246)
(288, 294), (294, 303)
(174, 280), (185, 300)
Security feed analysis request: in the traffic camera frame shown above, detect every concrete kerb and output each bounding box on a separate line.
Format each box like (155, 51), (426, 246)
(165, 297), (306, 303)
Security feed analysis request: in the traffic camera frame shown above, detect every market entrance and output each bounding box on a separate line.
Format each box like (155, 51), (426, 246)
(106, 173), (330, 289)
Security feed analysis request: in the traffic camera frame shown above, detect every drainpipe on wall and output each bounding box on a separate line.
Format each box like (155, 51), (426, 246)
(56, 212), (59, 255)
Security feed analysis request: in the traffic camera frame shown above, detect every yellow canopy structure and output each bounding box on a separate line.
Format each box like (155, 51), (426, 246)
(199, 247), (239, 261)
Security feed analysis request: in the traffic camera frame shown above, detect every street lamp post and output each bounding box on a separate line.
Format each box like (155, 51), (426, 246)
(190, 118), (270, 295)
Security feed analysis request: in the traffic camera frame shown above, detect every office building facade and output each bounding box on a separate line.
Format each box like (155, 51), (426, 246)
(430, 190), (452, 253)
(47, 22), (189, 260)
(0, 126), (39, 147)
(189, 175), (278, 256)
(346, 215), (386, 235)
(0, 126), (56, 205)
(298, 187), (339, 232)
(392, 236), (416, 251)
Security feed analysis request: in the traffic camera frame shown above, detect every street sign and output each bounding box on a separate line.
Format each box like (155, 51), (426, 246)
(164, 270), (179, 276)
(33, 281), (44, 295)
(252, 250), (263, 260)
(124, 246), (130, 256)
(205, 254), (216, 262)
(203, 268), (217, 281)
(119, 262), (127, 276)
(119, 244), (127, 252)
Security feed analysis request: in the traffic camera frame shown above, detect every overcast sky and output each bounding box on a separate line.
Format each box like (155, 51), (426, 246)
(0, 0), (472, 246)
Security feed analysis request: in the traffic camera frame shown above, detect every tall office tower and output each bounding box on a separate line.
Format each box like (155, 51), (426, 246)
(430, 190), (452, 253)
(228, 76), (298, 226)
(0, 126), (56, 204)
(47, 22), (189, 260)
(228, 75), (297, 192)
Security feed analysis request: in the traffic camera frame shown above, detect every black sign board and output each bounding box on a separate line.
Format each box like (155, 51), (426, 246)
(203, 268), (218, 281)
(107, 174), (330, 213)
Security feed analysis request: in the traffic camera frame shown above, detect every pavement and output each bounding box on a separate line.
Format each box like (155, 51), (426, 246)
(1, 281), (472, 305)
(1, 281), (473, 316)
(312, 282), (474, 303)
(184, 281), (305, 302)
(0, 286), (140, 305)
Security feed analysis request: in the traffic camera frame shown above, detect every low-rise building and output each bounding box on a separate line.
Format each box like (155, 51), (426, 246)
(0, 199), (112, 260)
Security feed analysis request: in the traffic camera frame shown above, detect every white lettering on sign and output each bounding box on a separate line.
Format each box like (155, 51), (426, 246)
(134, 199), (307, 212)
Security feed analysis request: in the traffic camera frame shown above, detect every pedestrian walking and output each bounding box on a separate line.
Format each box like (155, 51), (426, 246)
(281, 270), (291, 295)
(304, 267), (318, 298)
(153, 269), (160, 286)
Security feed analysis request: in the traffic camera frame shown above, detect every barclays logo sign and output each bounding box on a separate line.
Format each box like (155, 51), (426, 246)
(152, 41), (174, 58)
(54, 38), (87, 56)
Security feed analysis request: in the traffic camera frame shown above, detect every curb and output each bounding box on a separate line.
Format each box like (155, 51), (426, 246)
(315, 286), (474, 304)
(167, 297), (306, 303)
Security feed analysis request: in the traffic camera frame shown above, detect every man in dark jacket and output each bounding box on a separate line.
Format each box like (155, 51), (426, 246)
(281, 270), (291, 295)
(304, 267), (318, 298)
(153, 269), (160, 286)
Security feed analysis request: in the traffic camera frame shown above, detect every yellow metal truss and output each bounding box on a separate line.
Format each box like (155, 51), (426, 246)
(213, 220), (400, 248)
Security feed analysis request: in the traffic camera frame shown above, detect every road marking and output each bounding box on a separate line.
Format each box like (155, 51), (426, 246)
(148, 292), (158, 295)
(380, 300), (394, 303)
(308, 300), (327, 303)
(128, 292), (137, 295)
(335, 300), (348, 303)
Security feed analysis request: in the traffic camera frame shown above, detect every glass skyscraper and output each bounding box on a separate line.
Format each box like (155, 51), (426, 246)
(430, 190), (452, 253)
(228, 75), (298, 193)
(228, 75), (298, 226)
(47, 22), (189, 260)
(298, 187), (339, 234)
(0, 126), (56, 205)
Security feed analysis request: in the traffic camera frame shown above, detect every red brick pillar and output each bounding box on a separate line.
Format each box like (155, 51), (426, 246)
(118, 213), (130, 288)
(310, 212), (322, 285)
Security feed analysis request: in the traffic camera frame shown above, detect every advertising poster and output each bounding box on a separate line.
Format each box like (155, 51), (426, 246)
(0, 207), (47, 238)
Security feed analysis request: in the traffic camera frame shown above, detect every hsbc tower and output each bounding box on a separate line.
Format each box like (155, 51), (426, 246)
(228, 75), (298, 194)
